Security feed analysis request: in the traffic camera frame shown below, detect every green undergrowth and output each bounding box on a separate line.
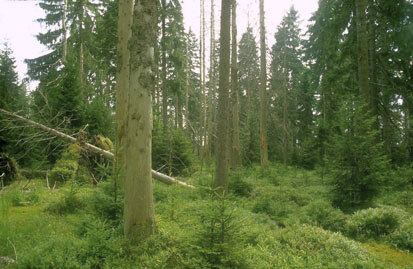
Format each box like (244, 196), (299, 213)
(0, 163), (412, 268)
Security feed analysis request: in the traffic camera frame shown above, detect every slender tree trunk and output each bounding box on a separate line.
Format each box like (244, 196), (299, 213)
(214, 0), (231, 195)
(115, 0), (133, 176)
(161, 0), (168, 134)
(356, 0), (370, 106)
(368, 0), (379, 132)
(124, 0), (157, 241)
(62, 0), (68, 65)
(406, 65), (413, 162)
(185, 33), (190, 137)
(78, 0), (84, 94)
(200, 0), (208, 171)
(259, 0), (269, 169)
(283, 63), (288, 167)
(205, 0), (215, 168)
(231, 0), (242, 169)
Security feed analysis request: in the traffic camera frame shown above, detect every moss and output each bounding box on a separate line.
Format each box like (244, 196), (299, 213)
(363, 242), (413, 267)
(49, 144), (90, 185)
(0, 153), (21, 186)
(95, 135), (114, 151)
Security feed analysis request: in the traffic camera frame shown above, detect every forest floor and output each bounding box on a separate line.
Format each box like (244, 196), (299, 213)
(0, 163), (412, 268)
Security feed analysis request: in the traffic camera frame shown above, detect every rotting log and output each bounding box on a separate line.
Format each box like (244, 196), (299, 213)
(0, 108), (195, 189)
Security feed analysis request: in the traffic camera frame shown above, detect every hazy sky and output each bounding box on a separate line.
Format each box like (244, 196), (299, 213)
(0, 0), (319, 82)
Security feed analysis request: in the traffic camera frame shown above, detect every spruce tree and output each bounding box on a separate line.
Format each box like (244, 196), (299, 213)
(328, 99), (388, 211)
(238, 27), (260, 165)
(270, 7), (304, 166)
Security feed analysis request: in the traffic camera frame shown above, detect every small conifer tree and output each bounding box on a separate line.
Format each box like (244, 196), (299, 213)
(327, 99), (388, 211)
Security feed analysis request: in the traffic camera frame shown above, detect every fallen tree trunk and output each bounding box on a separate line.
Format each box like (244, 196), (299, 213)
(0, 108), (195, 189)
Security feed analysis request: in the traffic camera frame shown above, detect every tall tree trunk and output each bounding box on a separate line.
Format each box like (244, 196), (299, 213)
(214, 0), (231, 195)
(205, 0), (215, 168)
(283, 62), (288, 167)
(231, 0), (242, 169)
(356, 0), (370, 106)
(62, 0), (68, 65)
(406, 65), (413, 162)
(161, 0), (168, 134)
(259, 0), (269, 169)
(78, 0), (84, 94)
(200, 0), (208, 170)
(124, 0), (157, 241)
(185, 32), (190, 137)
(115, 0), (133, 181)
(368, 0), (379, 132)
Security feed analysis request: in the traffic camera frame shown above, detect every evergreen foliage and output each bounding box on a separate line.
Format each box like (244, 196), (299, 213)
(328, 100), (389, 210)
(0, 45), (27, 160)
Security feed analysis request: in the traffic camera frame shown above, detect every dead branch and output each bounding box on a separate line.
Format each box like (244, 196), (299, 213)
(0, 108), (195, 189)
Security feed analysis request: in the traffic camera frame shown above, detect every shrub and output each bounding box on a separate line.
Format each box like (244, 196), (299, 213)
(252, 186), (311, 222)
(88, 187), (123, 225)
(345, 206), (408, 240)
(391, 217), (413, 251)
(45, 188), (84, 214)
(299, 200), (347, 232)
(245, 225), (386, 268)
(228, 171), (253, 197)
(76, 217), (123, 268)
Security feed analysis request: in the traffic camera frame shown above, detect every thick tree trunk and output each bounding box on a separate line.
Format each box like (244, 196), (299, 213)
(115, 0), (133, 178)
(124, 0), (158, 240)
(231, 0), (242, 169)
(214, 0), (231, 194)
(356, 0), (370, 106)
(259, 0), (269, 169)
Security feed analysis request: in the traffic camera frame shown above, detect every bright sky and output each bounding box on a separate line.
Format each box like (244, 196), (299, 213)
(0, 0), (319, 82)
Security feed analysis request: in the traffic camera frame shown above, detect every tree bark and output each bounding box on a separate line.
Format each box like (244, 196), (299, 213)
(231, 0), (242, 169)
(78, 0), (85, 94)
(205, 0), (215, 168)
(200, 0), (207, 170)
(62, 0), (68, 65)
(214, 0), (231, 194)
(259, 0), (269, 169)
(161, 0), (168, 134)
(356, 0), (370, 106)
(115, 0), (134, 180)
(124, 0), (158, 240)
(368, 0), (379, 132)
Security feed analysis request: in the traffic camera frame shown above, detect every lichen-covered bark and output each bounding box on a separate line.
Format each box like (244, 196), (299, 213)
(124, 0), (157, 241)
(115, 0), (134, 176)
(214, 0), (231, 194)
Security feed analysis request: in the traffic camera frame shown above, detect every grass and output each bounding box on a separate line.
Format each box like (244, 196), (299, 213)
(0, 164), (411, 268)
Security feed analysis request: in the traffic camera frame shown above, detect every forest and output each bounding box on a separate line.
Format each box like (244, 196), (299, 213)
(0, 0), (412, 267)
